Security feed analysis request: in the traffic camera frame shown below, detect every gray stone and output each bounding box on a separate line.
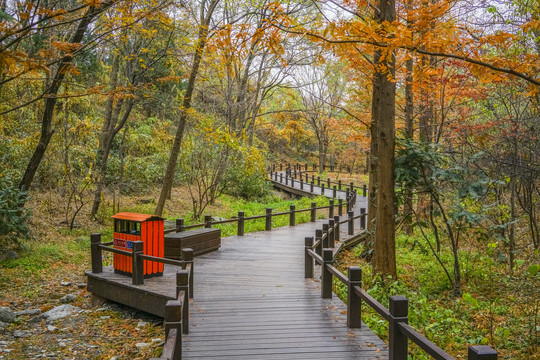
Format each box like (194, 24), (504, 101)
(136, 321), (147, 328)
(60, 281), (71, 286)
(77, 283), (87, 289)
(60, 294), (76, 304)
(0, 308), (15, 323)
(0, 322), (5, 332)
(41, 305), (79, 322)
(0, 251), (18, 262)
(46, 325), (57, 332)
(15, 309), (41, 316)
(135, 342), (151, 349)
(13, 330), (29, 338)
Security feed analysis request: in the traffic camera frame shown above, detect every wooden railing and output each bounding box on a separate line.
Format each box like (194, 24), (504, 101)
(164, 192), (358, 236)
(270, 168), (368, 195)
(304, 219), (498, 360)
(272, 162), (364, 174)
(89, 234), (192, 360)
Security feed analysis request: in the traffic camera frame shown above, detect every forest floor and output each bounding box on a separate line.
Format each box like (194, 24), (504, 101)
(0, 171), (538, 359)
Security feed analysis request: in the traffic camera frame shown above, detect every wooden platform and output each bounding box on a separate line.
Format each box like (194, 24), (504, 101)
(86, 264), (181, 318)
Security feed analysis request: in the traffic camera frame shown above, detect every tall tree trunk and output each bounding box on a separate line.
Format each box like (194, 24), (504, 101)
(403, 0), (414, 235)
(372, 0), (397, 279)
(18, 2), (112, 195)
(155, 0), (220, 216)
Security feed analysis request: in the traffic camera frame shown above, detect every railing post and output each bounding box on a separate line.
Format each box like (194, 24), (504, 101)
(204, 215), (212, 228)
(317, 176), (321, 186)
(181, 248), (194, 299)
(321, 183), (325, 195)
(334, 215), (340, 242)
(468, 346), (497, 360)
(389, 295), (408, 360)
(348, 211), (354, 235)
(321, 249), (333, 299)
(327, 178), (330, 188)
(238, 211), (245, 236)
(176, 270), (190, 334)
(338, 180), (342, 190)
(338, 199), (343, 216)
(333, 185), (337, 198)
(90, 233), (102, 274)
(350, 182), (354, 192)
(311, 202), (316, 222)
(285, 175), (288, 186)
(346, 193), (351, 212)
(265, 208), (272, 231)
(132, 241), (144, 285)
(305, 163), (308, 171)
(280, 163), (283, 171)
(310, 181), (314, 193)
(322, 223), (329, 248)
(363, 184), (367, 197)
(315, 229), (323, 256)
(328, 219), (335, 248)
(305, 237), (314, 278)
(360, 208), (366, 230)
(313, 163), (316, 171)
(176, 218), (185, 232)
(305, 173), (309, 183)
(165, 299), (182, 360)
(300, 177), (304, 190)
(329, 199), (334, 218)
(347, 267), (362, 328)
(290, 205), (295, 226)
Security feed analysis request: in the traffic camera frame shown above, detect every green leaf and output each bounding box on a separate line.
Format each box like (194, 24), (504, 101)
(528, 264), (539, 276)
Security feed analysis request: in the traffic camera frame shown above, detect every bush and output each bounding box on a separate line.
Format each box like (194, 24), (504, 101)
(0, 180), (31, 250)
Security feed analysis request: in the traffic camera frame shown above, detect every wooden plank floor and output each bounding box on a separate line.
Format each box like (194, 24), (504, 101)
(184, 207), (388, 359)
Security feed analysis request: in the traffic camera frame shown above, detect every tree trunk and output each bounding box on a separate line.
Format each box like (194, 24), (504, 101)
(372, 0), (397, 279)
(18, 3), (112, 195)
(402, 0), (414, 235)
(155, 0), (220, 216)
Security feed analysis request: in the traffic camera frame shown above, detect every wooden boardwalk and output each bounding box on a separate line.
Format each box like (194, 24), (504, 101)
(184, 200), (388, 359)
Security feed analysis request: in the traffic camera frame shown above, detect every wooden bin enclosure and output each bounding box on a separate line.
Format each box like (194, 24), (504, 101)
(112, 212), (164, 278)
(165, 228), (221, 260)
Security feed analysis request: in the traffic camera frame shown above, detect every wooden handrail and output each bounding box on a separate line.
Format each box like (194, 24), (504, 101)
(302, 219), (498, 359)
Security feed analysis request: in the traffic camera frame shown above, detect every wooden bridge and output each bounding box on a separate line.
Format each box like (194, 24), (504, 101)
(86, 164), (498, 360)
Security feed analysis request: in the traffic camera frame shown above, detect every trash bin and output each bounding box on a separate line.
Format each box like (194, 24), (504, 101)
(112, 212), (164, 278)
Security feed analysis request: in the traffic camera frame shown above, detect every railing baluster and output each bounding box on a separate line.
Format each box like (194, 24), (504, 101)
(321, 183), (325, 195)
(165, 299), (182, 360)
(333, 185), (337, 198)
(321, 249), (333, 299)
(176, 270), (189, 334)
(238, 211), (245, 236)
(338, 199), (343, 216)
(204, 215), (212, 228)
(322, 223), (329, 248)
(305, 237), (314, 278)
(328, 219), (335, 248)
(290, 205), (295, 226)
(334, 215), (340, 243)
(265, 208), (272, 231)
(360, 208), (366, 230)
(181, 248), (194, 298)
(363, 184), (367, 197)
(176, 218), (184, 233)
(348, 211), (354, 235)
(315, 229), (323, 256)
(329, 199), (334, 218)
(389, 296), (408, 360)
(347, 266), (362, 328)
(91, 233), (103, 273)
(468, 346), (498, 360)
(132, 241), (144, 285)
(311, 202), (316, 222)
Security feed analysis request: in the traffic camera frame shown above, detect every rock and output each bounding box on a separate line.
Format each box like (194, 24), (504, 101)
(77, 283), (87, 289)
(0, 322), (5, 332)
(57, 342), (66, 348)
(13, 330), (29, 338)
(0, 251), (18, 262)
(60, 281), (71, 286)
(41, 305), (80, 322)
(135, 342), (151, 349)
(14, 309), (41, 316)
(0, 308), (15, 323)
(212, 216), (227, 222)
(136, 321), (147, 328)
(110, 357), (118, 360)
(46, 325), (57, 332)
(151, 338), (163, 344)
(60, 294), (76, 304)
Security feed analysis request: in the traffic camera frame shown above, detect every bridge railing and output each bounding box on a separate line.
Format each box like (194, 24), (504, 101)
(90, 234), (192, 360)
(165, 192), (357, 236)
(272, 161), (365, 174)
(304, 219), (498, 360)
(270, 168), (368, 195)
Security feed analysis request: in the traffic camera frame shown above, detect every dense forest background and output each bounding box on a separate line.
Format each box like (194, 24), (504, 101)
(0, 0), (539, 358)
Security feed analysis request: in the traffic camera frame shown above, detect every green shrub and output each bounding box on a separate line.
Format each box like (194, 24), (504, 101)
(0, 179), (31, 250)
